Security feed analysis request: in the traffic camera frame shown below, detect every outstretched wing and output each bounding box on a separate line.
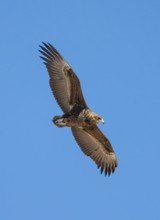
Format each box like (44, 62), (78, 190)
(71, 126), (117, 176)
(39, 42), (87, 113)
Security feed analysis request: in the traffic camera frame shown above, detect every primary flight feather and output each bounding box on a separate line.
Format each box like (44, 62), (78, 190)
(39, 42), (118, 176)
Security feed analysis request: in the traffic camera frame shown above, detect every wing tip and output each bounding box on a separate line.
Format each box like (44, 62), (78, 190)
(39, 42), (59, 65)
(98, 161), (118, 177)
(39, 42), (60, 57)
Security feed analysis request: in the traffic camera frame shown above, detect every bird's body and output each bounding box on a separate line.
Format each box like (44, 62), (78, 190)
(39, 42), (118, 176)
(53, 108), (104, 128)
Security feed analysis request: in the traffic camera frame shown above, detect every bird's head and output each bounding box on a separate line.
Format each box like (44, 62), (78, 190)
(89, 112), (104, 125)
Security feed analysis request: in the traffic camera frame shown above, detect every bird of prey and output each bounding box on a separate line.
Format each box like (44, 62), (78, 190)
(39, 42), (118, 176)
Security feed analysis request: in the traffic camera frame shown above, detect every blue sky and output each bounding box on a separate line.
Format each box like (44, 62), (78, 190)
(1, 0), (160, 219)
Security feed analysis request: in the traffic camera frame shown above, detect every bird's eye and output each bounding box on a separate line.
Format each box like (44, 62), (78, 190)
(97, 117), (101, 120)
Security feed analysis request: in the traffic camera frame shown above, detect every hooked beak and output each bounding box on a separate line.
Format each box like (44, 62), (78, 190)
(100, 118), (104, 124)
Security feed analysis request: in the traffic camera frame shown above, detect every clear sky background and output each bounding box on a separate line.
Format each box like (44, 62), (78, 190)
(1, 0), (160, 219)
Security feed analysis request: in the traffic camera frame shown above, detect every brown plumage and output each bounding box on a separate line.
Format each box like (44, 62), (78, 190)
(39, 42), (118, 176)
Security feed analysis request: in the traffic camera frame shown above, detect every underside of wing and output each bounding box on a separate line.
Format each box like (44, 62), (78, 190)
(71, 126), (117, 176)
(39, 42), (87, 113)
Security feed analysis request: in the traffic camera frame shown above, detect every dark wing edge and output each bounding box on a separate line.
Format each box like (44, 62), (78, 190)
(39, 42), (87, 113)
(71, 126), (118, 176)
